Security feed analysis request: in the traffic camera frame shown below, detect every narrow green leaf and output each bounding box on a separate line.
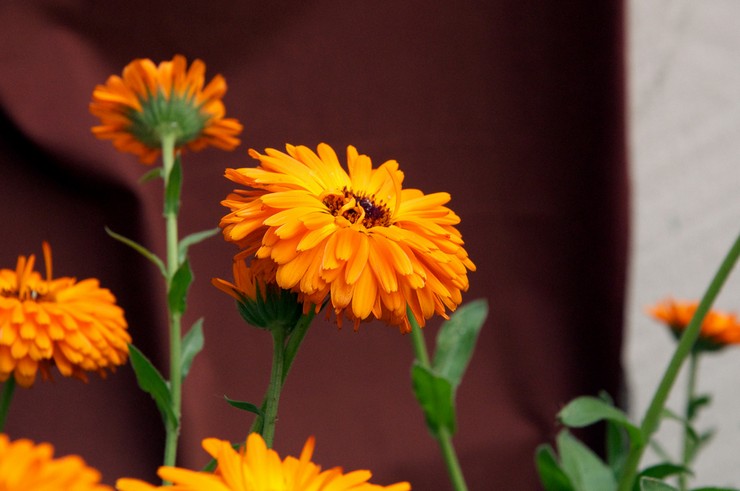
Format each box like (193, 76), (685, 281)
(168, 259), (193, 315)
(139, 167), (163, 183)
(164, 156), (183, 216)
(557, 430), (617, 491)
(410, 362), (456, 436)
(688, 394), (711, 420)
(638, 463), (691, 481)
(128, 343), (176, 428)
(691, 487), (740, 491)
(224, 396), (264, 417)
(178, 228), (220, 263)
(535, 444), (574, 491)
(558, 396), (643, 447)
(639, 477), (678, 491)
(432, 299), (488, 389)
(181, 318), (204, 381)
(105, 227), (166, 277)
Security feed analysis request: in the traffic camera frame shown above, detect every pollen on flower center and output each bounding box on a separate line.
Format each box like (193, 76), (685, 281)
(322, 187), (392, 228)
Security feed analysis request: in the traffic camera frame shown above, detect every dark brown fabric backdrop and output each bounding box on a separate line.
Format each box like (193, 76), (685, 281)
(0, 1), (627, 489)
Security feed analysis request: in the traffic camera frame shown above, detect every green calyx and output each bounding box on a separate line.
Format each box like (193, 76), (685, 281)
(236, 283), (304, 334)
(126, 89), (208, 148)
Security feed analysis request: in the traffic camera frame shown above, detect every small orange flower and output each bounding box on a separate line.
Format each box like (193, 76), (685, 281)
(116, 432), (410, 491)
(90, 55), (242, 164)
(0, 243), (130, 387)
(0, 433), (113, 490)
(219, 143), (475, 333)
(648, 298), (740, 349)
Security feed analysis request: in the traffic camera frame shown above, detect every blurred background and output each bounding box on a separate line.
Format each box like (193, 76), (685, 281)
(0, 1), (630, 489)
(627, 0), (740, 487)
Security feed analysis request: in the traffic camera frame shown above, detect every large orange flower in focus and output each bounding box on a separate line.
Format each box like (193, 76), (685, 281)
(219, 143), (475, 332)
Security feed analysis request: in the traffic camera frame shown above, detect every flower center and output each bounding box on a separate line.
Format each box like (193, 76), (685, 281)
(323, 188), (392, 228)
(127, 89), (208, 148)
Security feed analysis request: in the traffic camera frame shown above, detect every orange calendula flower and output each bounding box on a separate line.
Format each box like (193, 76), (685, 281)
(219, 143), (475, 333)
(0, 243), (130, 387)
(116, 432), (410, 491)
(648, 298), (740, 350)
(0, 433), (113, 490)
(90, 54), (243, 164)
(212, 258), (302, 331)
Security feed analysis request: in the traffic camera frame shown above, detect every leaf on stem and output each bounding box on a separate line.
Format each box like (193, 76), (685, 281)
(224, 396), (264, 417)
(105, 227), (166, 277)
(178, 228), (220, 263)
(410, 362), (456, 435)
(164, 156), (183, 216)
(557, 430), (617, 491)
(432, 299), (488, 390)
(639, 478), (677, 491)
(688, 394), (711, 421)
(558, 396), (644, 448)
(128, 343), (176, 428)
(636, 463), (691, 484)
(181, 318), (204, 381)
(535, 444), (574, 491)
(168, 259), (193, 315)
(139, 167), (163, 183)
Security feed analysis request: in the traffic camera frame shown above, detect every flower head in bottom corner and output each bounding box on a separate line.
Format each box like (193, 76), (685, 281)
(648, 298), (740, 351)
(117, 432), (410, 491)
(0, 243), (130, 387)
(0, 433), (113, 491)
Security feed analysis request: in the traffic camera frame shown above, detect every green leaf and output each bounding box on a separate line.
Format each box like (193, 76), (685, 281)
(168, 259), (193, 315)
(688, 394), (711, 420)
(178, 228), (220, 263)
(410, 362), (456, 435)
(691, 487), (740, 491)
(558, 396), (644, 447)
(640, 477), (678, 491)
(180, 318), (204, 381)
(164, 156), (183, 216)
(535, 444), (574, 491)
(637, 463), (691, 483)
(432, 299), (488, 390)
(224, 396), (264, 417)
(105, 227), (166, 277)
(557, 430), (617, 491)
(139, 167), (163, 183)
(128, 343), (176, 428)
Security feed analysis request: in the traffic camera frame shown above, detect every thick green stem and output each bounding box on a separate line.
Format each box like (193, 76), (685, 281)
(262, 327), (286, 448)
(679, 352), (699, 491)
(617, 232), (740, 491)
(407, 307), (469, 491)
(0, 378), (16, 432)
(161, 132), (183, 471)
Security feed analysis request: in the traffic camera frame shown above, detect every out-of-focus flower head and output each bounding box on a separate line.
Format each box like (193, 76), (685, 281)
(212, 257), (303, 331)
(90, 54), (242, 164)
(219, 143), (475, 333)
(0, 433), (113, 490)
(648, 298), (740, 351)
(0, 243), (130, 387)
(116, 432), (411, 491)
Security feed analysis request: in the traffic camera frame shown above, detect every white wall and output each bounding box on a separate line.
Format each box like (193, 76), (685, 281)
(626, 0), (740, 486)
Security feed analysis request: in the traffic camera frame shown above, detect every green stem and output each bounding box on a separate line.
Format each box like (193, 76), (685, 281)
(679, 352), (699, 491)
(249, 310), (316, 437)
(262, 327), (286, 448)
(0, 378), (16, 432)
(407, 307), (469, 491)
(161, 132), (183, 471)
(617, 232), (740, 491)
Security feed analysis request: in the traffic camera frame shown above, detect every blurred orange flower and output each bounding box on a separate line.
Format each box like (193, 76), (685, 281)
(90, 55), (242, 163)
(0, 243), (130, 387)
(0, 433), (112, 490)
(648, 298), (740, 349)
(117, 432), (410, 491)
